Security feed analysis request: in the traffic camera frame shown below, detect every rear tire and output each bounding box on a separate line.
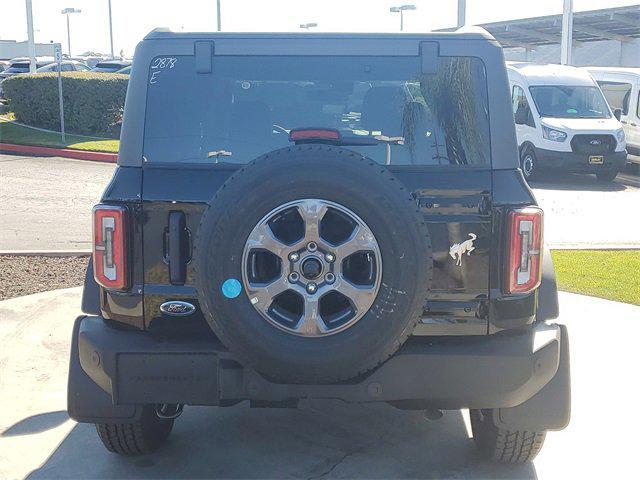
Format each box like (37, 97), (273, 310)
(470, 409), (546, 464)
(595, 169), (618, 182)
(95, 405), (174, 455)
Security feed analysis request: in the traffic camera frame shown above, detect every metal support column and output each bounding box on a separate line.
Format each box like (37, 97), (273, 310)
(560, 0), (574, 65)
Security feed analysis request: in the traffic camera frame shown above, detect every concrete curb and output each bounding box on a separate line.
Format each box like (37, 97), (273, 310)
(0, 142), (117, 163)
(0, 250), (91, 257)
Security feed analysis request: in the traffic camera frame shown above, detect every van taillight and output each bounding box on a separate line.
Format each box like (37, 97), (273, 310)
(93, 205), (127, 290)
(505, 207), (543, 294)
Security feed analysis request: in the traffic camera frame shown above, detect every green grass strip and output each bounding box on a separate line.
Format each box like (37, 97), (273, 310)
(551, 250), (640, 305)
(0, 117), (119, 153)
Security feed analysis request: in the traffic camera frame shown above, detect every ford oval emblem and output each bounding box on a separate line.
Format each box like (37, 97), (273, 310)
(160, 301), (196, 316)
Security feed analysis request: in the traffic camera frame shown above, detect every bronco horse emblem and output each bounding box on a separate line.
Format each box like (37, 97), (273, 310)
(449, 233), (477, 267)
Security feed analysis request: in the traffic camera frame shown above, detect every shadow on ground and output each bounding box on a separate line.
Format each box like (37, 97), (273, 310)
(1, 411), (69, 437)
(27, 401), (536, 479)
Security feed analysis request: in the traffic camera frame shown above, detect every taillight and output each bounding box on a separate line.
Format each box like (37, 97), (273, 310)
(504, 207), (543, 294)
(93, 205), (128, 290)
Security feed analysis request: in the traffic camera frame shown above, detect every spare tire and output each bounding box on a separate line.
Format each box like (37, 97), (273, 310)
(194, 145), (432, 383)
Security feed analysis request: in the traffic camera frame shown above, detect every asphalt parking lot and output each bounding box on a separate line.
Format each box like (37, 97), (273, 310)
(1, 289), (638, 479)
(1, 154), (639, 251)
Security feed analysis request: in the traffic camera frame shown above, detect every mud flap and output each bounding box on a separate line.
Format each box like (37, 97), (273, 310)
(536, 248), (559, 321)
(67, 316), (142, 424)
(492, 324), (570, 431)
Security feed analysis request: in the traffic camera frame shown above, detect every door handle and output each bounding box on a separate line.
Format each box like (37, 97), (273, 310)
(167, 211), (190, 285)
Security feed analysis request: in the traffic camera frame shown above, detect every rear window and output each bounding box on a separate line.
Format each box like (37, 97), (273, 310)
(143, 55), (490, 166)
(6, 63), (30, 73)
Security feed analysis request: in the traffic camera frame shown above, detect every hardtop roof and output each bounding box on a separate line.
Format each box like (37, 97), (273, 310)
(143, 28), (496, 43)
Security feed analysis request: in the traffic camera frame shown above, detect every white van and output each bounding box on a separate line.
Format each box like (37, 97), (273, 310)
(586, 67), (640, 165)
(506, 62), (627, 182)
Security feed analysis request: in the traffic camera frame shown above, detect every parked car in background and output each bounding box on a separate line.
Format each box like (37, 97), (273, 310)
(507, 62), (627, 182)
(0, 57), (55, 81)
(115, 65), (131, 75)
(587, 67), (640, 165)
(0, 60), (10, 73)
(91, 60), (132, 73)
(35, 60), (91, 73)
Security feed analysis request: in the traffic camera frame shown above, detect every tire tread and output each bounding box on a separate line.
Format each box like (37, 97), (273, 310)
(471, 409), (546, 464)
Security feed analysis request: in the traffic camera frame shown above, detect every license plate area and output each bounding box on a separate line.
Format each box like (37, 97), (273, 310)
(589, 155), (604, 165)
(116, 353), (219, 405)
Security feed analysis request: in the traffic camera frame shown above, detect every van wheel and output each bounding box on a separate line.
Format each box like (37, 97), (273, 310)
(95, 405), (174, 455)
(595, 169), (618, 182)
(470, 409), (546, 464)
(520, 146), (537, 181)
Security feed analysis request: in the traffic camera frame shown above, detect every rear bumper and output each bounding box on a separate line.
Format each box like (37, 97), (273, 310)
(534, 147), (627, 173)
(69, 315), (568, 420)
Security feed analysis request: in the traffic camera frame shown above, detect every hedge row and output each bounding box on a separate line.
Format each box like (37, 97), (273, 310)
(3, 72), (128, 137)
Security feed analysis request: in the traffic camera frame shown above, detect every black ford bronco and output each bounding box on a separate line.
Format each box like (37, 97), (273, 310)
(68, 29), (570, 463)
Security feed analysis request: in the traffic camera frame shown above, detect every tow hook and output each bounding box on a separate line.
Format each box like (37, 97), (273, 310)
(156, 403), (184, 419)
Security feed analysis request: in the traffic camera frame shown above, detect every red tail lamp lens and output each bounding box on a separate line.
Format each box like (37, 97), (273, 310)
(505, 207), (543, 294)
(93, 205), (127, 290)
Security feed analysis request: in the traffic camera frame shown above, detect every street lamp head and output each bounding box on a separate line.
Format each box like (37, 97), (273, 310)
(61, 8), (81, 14)
(390, 4), (416, 12)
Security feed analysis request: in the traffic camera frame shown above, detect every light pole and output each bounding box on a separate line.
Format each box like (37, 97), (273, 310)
(217, 0), (222, 31)
(61, 8), (81, 57)
(300, 23), (318, 30)
(389, 4), (416, 32)
(25, 0), (37, 73)
(457, 0), (466, 28)
(560, 0), (574, 65)
(107, 0), (114, 58)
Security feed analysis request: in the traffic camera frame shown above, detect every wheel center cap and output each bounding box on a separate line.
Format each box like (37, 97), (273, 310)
(301, 257), (322, 280)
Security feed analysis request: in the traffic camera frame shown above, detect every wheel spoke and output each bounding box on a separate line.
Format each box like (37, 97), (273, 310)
(246, 275), (290, 314)
(332, 278), (378, 314)
(294, 296), (328, 336)
(296, 200), (329, 244)
(245, 223), (290, 261)
(334, 225), (378, 262)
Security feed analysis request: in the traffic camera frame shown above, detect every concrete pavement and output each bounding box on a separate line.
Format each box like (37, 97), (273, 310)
(1, 288), (639, 479)
(0, 155), (115, 251)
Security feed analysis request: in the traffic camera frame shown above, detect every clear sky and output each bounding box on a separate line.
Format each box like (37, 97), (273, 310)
(1, 0), (637, 57)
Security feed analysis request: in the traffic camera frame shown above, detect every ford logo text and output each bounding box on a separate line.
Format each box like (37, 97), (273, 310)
(160, 301), (196, 316)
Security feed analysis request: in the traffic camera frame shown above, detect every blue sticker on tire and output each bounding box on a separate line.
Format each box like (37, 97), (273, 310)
(221, 278), (242, 299)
